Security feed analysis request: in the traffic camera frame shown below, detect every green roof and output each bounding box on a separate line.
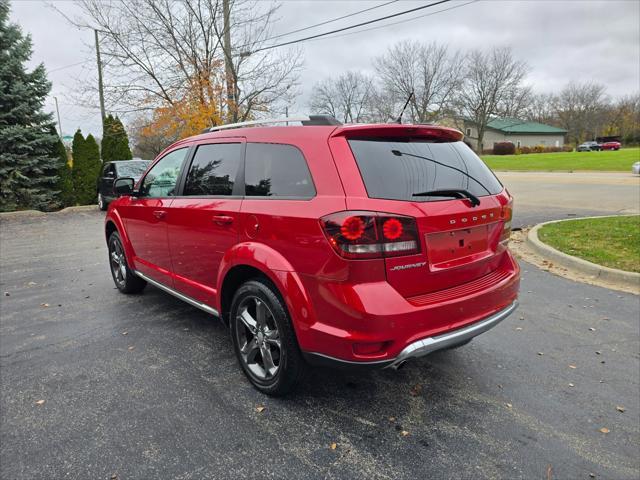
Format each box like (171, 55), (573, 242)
(486, 118), (567, 134)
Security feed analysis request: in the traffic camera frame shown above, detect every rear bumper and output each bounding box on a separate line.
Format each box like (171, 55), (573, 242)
(303, 300), (518, 369)
(296, 251), (520, 365)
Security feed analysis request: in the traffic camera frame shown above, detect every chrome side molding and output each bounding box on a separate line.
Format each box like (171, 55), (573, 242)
(133, 270), (219, 317)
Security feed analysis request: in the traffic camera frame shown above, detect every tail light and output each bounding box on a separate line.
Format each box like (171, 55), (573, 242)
(321, 211), (421, 259)
(500, 196), (514, 244)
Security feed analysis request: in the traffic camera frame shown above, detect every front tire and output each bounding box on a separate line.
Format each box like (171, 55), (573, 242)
(98, 193), (108, 211)
(108, 231), (146, 294)
(230, 279), (307, 396)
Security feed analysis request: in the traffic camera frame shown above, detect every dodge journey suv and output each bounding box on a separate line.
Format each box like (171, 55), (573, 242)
(105, 115), (520, 395)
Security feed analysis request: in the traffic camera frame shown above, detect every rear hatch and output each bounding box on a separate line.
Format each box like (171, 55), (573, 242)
(344, 134), (512, 298)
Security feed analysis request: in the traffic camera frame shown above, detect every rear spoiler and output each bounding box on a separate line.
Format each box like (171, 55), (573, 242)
(330, 124), (464, 142)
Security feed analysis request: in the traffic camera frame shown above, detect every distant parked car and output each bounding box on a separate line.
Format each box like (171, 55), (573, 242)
(97, 160), (151, 211)
(577, 141), (601, 152)
(601, 141), (621, 151)
(632, 162), (640, 175)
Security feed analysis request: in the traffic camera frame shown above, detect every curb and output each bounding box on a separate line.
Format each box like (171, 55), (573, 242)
(527, 216), (640, 290)
(0, 205), (98, 219)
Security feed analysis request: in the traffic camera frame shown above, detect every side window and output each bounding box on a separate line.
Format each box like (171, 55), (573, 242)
(140, 148), (188, 198)
(184, 143), (242, 196)
(245, 143), (315, 198)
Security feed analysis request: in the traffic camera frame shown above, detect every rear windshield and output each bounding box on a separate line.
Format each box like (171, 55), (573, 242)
(116, 161), (150, 177)
(348, 140), (503, 202)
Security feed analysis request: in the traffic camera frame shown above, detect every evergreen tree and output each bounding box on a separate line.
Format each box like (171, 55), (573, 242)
(72, 130), (101, 205)
(112, 116), (132, 160)
(0, 0), (59, 211)
(52, 132), (73, 207)
(101, 114), (132, 161)
(100, 114), (116, 162)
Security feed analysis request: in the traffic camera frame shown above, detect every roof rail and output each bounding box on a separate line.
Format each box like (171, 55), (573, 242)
(202, 114), (342, 133)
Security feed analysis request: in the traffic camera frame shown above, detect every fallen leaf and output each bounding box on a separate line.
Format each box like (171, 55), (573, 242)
(515, 327), (523, 331)
(505, 403), (512, 409)
(569, 365), (577, 369)
(599, 427), (609, 434)
(329, 443), (337, 450)
(255, 405), (266, 413)
(122, 331), (128, 336)
(27, 281), (37, 286)
(589, 474), (595, 478)
(35, 399), (45, 405)
(537, 352), (544, 356)
(519, 316), (525, 321)
(111, 474), (118, 480)
(546, 464), (553, 480)
(128, 346), (134, 351)
(388, 416), (396, 422)
(409, 384), (422, 396)
(3, 292), (9, 296)
(595, 351), (602, 355)
(400, 430), (409, 437)
(568, 383), (575, 387)
(616, 406), (625, 413)
(40, 303), (49, 308)
(588, 327), (596, 332)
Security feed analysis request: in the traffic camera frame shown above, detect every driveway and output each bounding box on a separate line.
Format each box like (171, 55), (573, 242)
(497, 171), (640, 227)
(1, 206), (638, 480)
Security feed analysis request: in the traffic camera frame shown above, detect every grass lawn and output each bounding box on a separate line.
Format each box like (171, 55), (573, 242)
(538, 215), (640, 273)
(482, 147), (640, 171)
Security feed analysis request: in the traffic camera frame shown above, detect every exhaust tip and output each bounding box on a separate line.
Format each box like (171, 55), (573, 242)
(392, 360), (407, 370)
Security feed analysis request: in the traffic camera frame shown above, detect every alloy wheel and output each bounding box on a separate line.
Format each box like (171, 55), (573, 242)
(109, 237), (127, 287)
(235, 296), (282, 380)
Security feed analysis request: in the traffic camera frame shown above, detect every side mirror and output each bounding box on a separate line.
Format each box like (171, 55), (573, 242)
(114, 177), (136, 197)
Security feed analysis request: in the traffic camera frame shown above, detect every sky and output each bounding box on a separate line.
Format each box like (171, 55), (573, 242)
(9, 0), (640, 139)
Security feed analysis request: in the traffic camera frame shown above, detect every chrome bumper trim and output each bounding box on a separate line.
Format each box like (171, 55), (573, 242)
(133, 270), (219, 317)
(386, 300), (518, 369)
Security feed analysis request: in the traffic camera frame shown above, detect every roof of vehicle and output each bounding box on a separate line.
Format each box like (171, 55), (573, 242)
(487, 118), (567, 134)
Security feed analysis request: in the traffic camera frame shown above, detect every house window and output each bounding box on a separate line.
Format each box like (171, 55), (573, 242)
(466, 128), (471, 137)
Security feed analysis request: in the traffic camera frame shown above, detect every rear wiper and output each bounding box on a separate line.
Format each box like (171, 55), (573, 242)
(391, 149), (493, 196)
(412, 189), (480, 207)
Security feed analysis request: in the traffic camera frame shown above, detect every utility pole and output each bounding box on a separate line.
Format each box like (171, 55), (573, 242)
(222, 0), (236, 123)
(94, 29), (106, 130)
(53, 96), (63, 138)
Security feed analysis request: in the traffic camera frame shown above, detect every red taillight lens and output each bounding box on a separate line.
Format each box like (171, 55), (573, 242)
(321, 211), (420, 259)
(500, 197), (514, 244)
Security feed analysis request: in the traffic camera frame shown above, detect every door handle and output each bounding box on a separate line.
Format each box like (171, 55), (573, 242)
(153, 210), (167, 219)
(212, 215), (234, 225)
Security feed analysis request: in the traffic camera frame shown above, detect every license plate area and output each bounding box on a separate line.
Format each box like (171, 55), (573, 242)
(427, 225), (490, 269)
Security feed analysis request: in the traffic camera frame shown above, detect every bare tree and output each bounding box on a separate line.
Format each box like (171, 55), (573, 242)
(68, 0), (302, 125)
(523, 92), (556, 124)
(374, 40), (463, 123)
(309, 71), (375, 123)
(457, 47), (529, 151)
(552, 81), (608, 144)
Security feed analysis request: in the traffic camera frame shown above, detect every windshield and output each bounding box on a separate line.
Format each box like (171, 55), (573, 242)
(348, 140), (503, 202)
(116, 161), (150, 177)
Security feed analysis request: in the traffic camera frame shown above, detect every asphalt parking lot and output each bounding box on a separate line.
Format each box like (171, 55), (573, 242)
(1, 203), (639, 479)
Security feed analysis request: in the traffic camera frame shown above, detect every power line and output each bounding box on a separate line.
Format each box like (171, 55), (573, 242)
(315, 0), (479, 43)
(48, 59), (92, 73)
(243, 0), (451, 56)
(263, 0), (399, 42)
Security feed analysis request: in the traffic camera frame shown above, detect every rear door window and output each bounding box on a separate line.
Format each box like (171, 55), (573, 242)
(184, 143), (243, 196)
(244, 143), (315, 198)
(347, 140), (503, 201)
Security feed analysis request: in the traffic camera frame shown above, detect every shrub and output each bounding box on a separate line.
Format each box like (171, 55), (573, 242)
(492, 142), (516, 155)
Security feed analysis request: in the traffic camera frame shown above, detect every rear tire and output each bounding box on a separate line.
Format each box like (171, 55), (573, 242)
(230, 278), (307, 396)
(108, 231), (146, 294)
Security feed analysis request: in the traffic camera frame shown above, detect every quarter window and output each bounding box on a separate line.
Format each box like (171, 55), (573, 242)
(184, 143), (242, 196)
(140, 148), (188, 198)
(244, 143), (315, 197)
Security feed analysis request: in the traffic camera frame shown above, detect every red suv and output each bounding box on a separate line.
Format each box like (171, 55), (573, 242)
(105, 116), (520, 395)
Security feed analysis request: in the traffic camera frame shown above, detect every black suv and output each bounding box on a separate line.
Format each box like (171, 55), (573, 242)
(97, 160), (150, 210)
